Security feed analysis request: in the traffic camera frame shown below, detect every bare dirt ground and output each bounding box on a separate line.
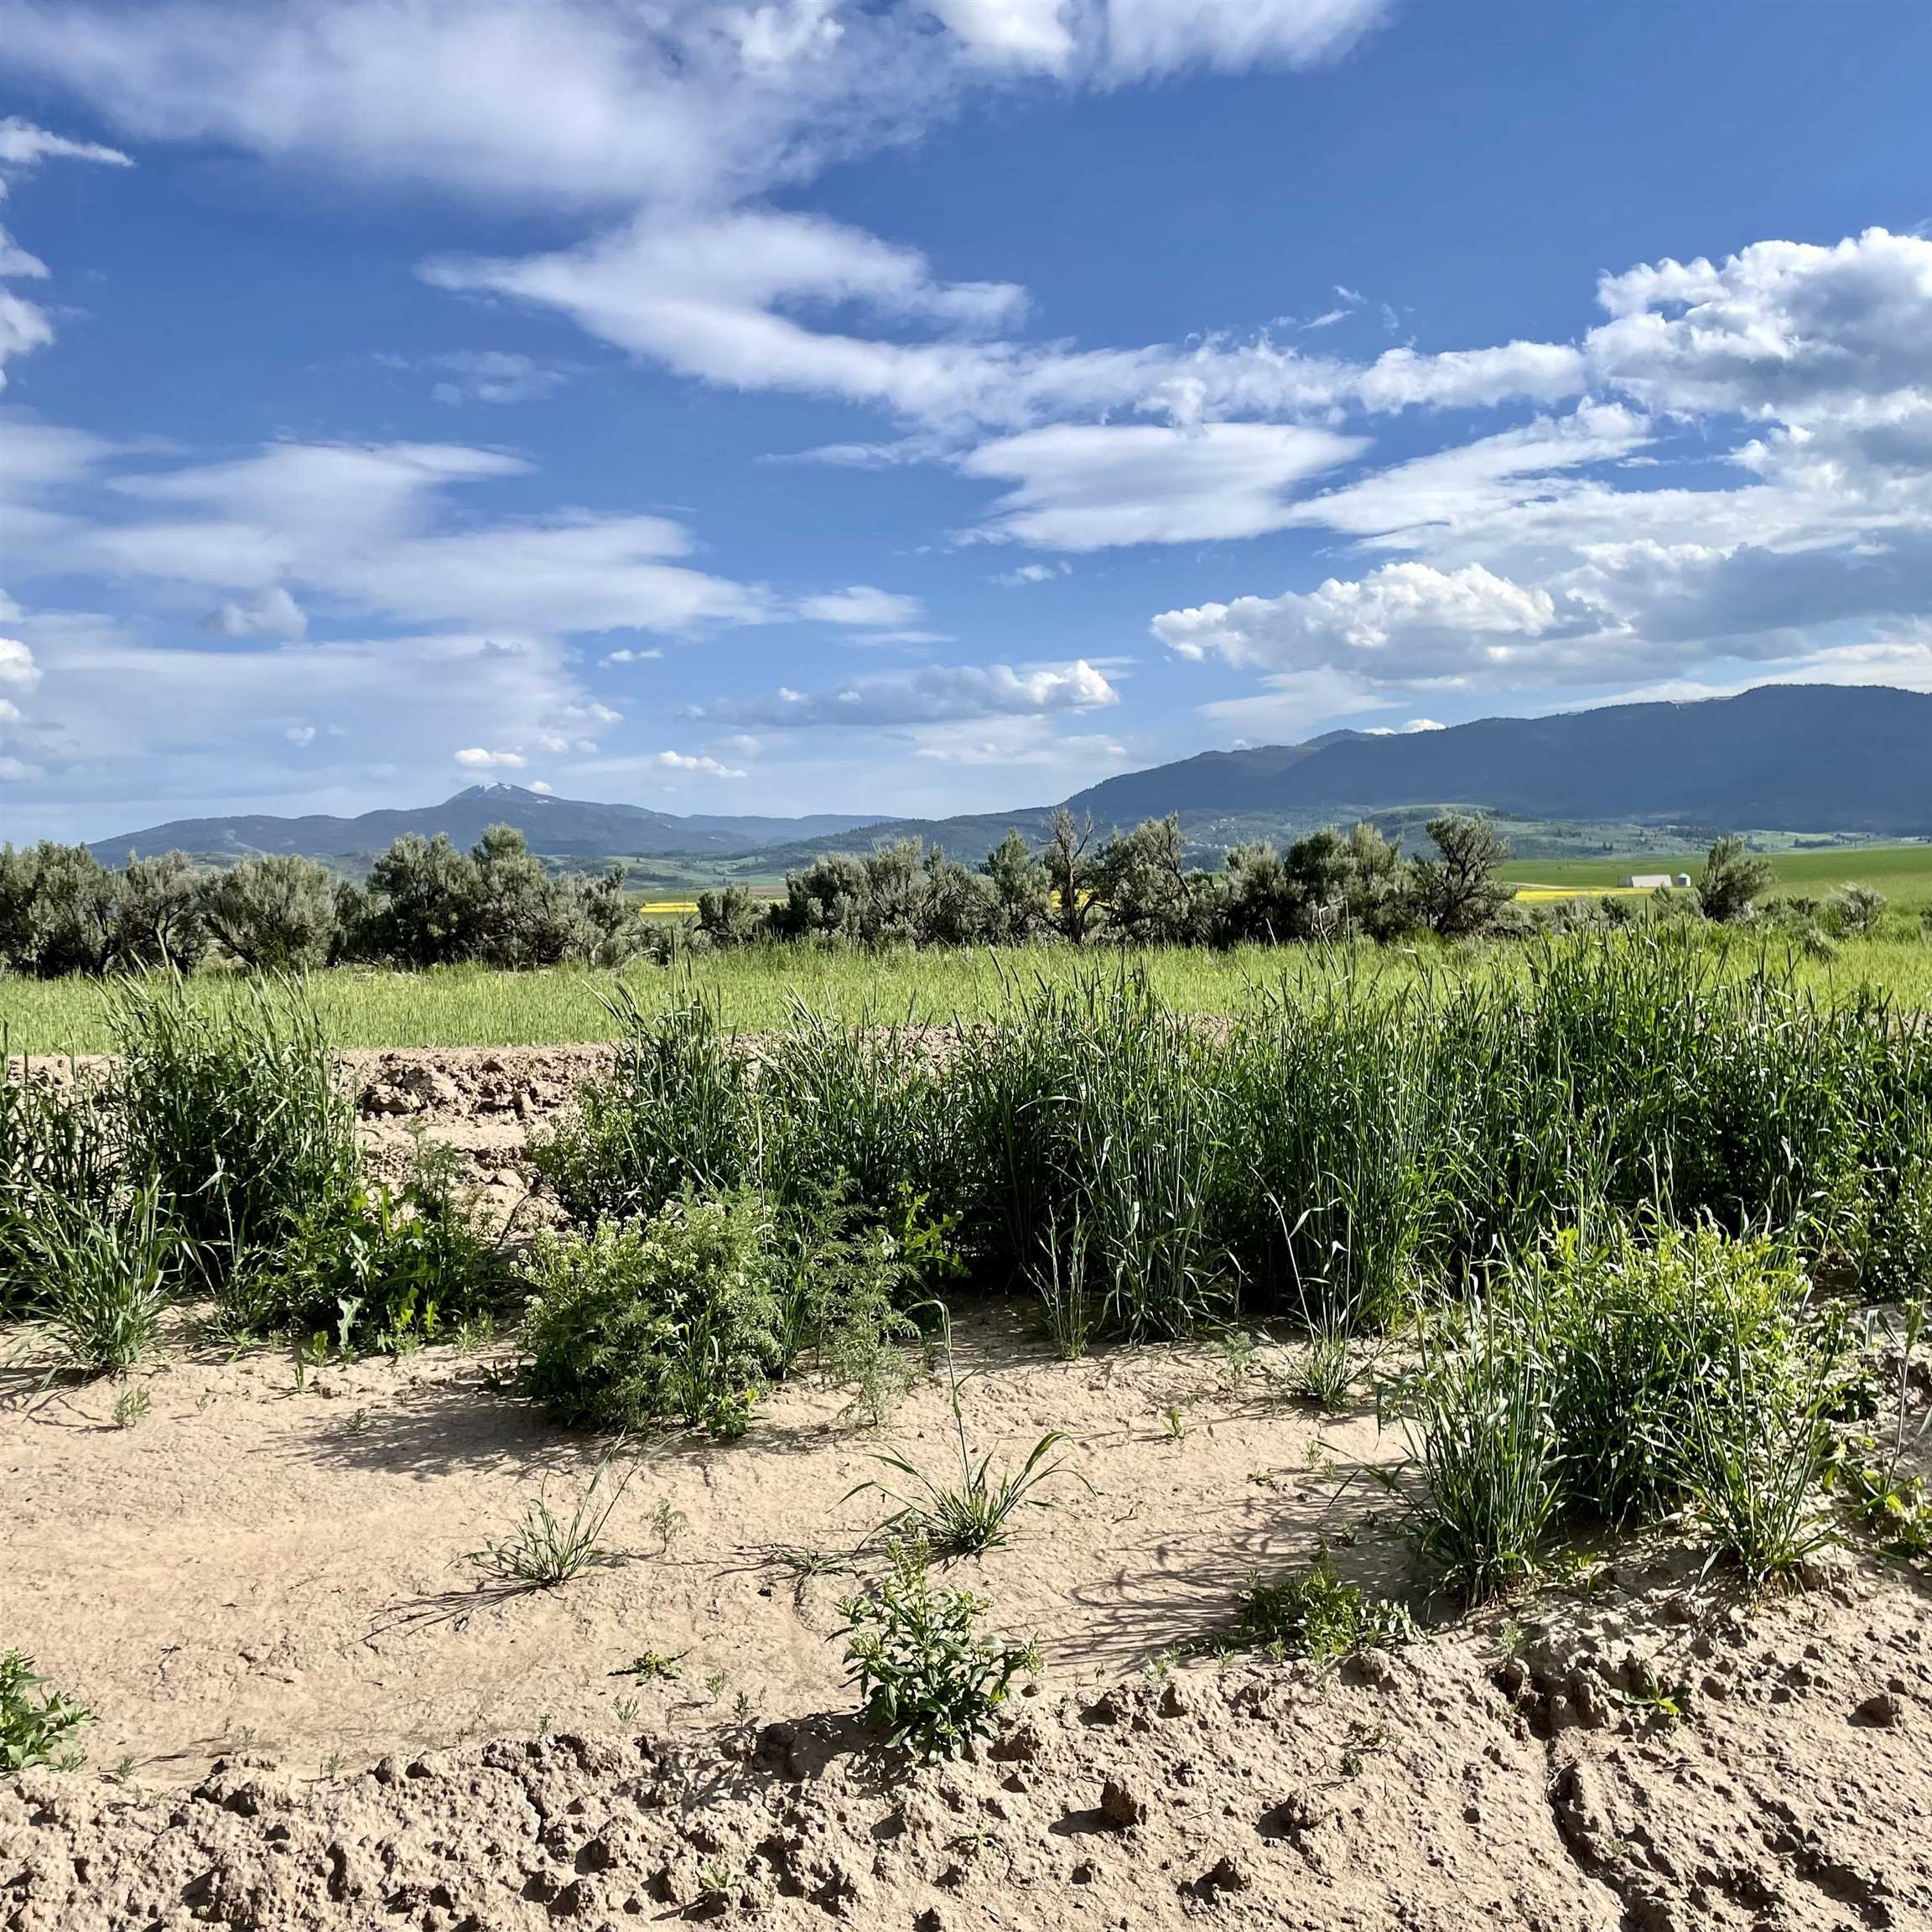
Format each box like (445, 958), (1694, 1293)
(5, 1046), (1932, 1929)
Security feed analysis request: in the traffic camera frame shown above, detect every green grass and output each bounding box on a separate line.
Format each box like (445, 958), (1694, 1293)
(1501, 842), (1932, 915)
(12, 931), (1932, 1052)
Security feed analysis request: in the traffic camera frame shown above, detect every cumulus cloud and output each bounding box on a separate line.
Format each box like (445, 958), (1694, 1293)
(1156, 561), (1597, 687)
(700, 658), (1119, 727)
(454, 746), (527, 769)
(427, 207), (1029, 424)
(56, 439), (776, 638)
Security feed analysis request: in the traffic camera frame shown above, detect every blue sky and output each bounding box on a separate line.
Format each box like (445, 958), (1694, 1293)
(5, 1), (1932, 839)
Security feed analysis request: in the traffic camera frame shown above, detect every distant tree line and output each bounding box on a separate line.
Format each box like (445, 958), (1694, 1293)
(693, 810), (1521, 952)
(0, 827), (637, 978)
(0, 813), (1838, 980)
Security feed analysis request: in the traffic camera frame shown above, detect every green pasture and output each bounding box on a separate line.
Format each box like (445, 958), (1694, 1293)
(8, 930), (1932, 1054)
(1499, 841), (1932, 913)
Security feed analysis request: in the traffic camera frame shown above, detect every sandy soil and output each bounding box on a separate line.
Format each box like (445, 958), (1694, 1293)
(6, 1044), (1932, 1929)
(2, 1308), (1381, 1783)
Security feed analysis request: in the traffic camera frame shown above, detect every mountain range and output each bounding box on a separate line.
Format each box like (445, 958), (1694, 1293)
(78, 684), (1932, 869)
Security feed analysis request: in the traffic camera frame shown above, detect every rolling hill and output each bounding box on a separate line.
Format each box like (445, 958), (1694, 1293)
(86, 784), (886, 866)
(77, 684), (1932, 870)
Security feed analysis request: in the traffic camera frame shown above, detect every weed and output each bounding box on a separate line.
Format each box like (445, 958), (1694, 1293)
(1031, 1213), (1098, 1361)
(1210, 1327), (1259, 1389)
(110, 974), (360, 1328)
(29, 1178), (174, 1379)
(467, 1446), (633, 1589)
(452, 1311), (496, 1354)
(651, 1498), (688, 1548)
(1161, 1401), (1191, 1442)
(611, 1696), (640, 1726)
(768, 1544), (861, 1603)
(112, 1383), (152, 1429)
(1387, 1295), (1561, 1602)
(704, 1670), (727, 1702)
(519, 1191), (782, 1438)
(850, 1307), (1077, 1556)
(1207, 1566), (1417, 1664)
(611, 1651), (684, 1684)
(838, 1544), (1038, 1763)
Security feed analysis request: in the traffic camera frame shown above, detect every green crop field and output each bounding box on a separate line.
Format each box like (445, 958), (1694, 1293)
(1500, 841), (1932, 913)
(8, 931), (1932, 1054)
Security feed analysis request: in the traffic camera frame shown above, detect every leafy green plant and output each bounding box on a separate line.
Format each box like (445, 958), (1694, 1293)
(838, 1545), (1038, 1763)
(112, 1383), (153, 1428)
(849, 1307), (1076, 1555)
(467, 1446), (634, 1588)
(612, 1649), (685, 1683)
(769, 1177), (919, 1423)
(520, 1189), (782, 1437)
(0, 1651), (91, 1771)
(279, 1141), (501, 1352)
(1208, 1565), (1417, 1663)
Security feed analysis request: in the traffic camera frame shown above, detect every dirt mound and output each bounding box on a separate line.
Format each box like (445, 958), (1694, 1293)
(8, 1586), (1931, 1931)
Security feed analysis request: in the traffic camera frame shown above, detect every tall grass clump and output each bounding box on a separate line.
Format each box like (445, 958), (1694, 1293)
(528, 932), (1932, 1356)
(1218, 974), (1435, 1329)
(25, 1179), (174, 1375)
(1392, 1218), (1844, 1597)
(951, 965), (1228, 1337)
(0, 1057), (118, 1319)
(109, 974), (359, 1327)
(529, 985), (756, 1225)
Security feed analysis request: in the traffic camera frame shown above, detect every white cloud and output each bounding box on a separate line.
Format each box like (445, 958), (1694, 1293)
(428, 207), (1028, 425)
(283, 723), (315, 745)
(50, 439), (776, 638)
(0, 116), (131, 171)
(199, 585), (308, 640)
(935, 0), (1075, 67)
(427, 350), (569, 405)
(960, 422), (1367, 548)
(0, 635), (39, 693)
(1156, 561), (1592, 687)
(701, 657), (1119, 727)
(528, 779), (553, 793)
(1099, 0), (1389, 79)
(0, 1), (1384, 214)
(793, 584), (926, 626)
(454, 746), (527, 769)
(0, 119), (133, 387)
(600, 647), (663, 665)
(657, 749), (747, 778)
(995, 560), (1071, 585)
